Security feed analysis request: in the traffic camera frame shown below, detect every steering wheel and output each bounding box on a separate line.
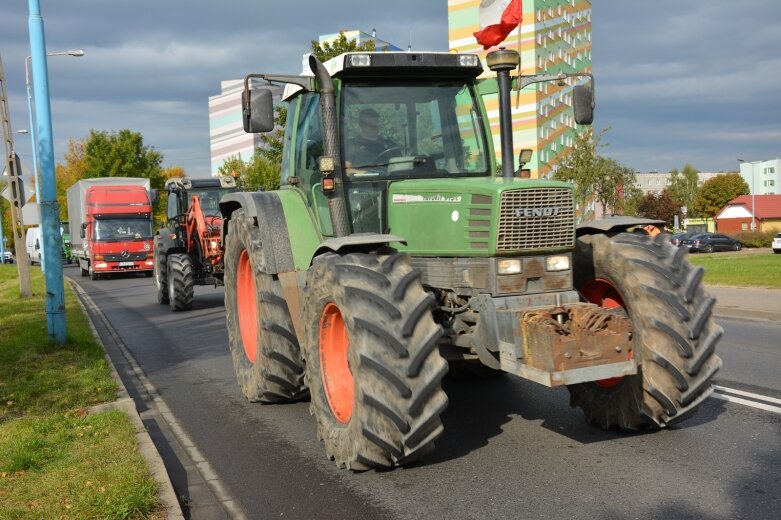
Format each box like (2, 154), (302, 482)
(373, 147), (403, 164)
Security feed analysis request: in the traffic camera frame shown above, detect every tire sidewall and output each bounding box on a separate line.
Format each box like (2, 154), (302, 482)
(223, 210), (266, 400)
(302, 255), (358, 460)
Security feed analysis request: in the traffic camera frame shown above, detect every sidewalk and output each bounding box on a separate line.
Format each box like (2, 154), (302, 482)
(707, 285), (781, 323)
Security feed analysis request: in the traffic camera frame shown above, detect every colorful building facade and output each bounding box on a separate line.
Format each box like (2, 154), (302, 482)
(448, 0), (593, 179)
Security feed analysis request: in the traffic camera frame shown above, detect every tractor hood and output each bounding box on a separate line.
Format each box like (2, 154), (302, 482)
(387, 177), (575, 256)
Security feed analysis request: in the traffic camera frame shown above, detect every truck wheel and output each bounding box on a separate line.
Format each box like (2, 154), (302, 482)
(89, 263), (99, 281)
(167, 253), (194, 311)
(80, 264), (88, 277)
(569, 232), (722, 429)
(154, 248), (169, 304)
(223, 209), (307, 403)
(302, 251), (448, 470)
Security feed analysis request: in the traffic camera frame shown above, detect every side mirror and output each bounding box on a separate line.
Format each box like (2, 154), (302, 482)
(242, 88), (275, 133)
(573, 85), (594, 125)
(80, 222), (86, 239)
(149, 188), (159, 205)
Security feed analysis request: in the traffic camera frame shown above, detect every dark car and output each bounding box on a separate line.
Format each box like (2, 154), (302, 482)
(670, 232), (696, 247)
(680, 232), (742, 253)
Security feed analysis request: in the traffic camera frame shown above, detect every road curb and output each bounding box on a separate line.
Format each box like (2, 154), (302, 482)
(69, 279), (185, 520)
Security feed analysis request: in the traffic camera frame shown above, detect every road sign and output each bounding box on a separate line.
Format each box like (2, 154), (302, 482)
(1, 162), (35, 203)
(22, 202), (40, 225)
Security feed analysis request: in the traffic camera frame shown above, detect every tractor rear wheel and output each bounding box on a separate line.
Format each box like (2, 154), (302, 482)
(167, 253), (194, 311)
(223, 209), (307, 403)
(569, 232), (722, 429)
(154, 247), (168, 304)
(302, 251), (448, 470)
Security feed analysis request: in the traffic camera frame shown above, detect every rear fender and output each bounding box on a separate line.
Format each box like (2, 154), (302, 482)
(219, 191), (294, 274)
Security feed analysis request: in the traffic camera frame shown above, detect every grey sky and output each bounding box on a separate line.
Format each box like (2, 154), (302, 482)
(1, 1), (779, 178)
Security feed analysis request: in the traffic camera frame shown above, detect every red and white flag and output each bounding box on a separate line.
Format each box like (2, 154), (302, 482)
(473, 0), (523, 50)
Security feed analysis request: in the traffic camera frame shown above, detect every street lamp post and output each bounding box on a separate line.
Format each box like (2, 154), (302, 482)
(738, 159), (756, 231)
(25, 49), (83, 273)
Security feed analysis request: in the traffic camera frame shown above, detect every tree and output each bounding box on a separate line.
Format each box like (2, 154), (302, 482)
(310, 31), (376, 62)
(692, 173), (749, 220)
(82, 129), (164, 189)
(636, 189), (683, 228)
(554, 127), (635, 216)
(668, 163), (700, 217)
(219, 150), (281, 192)
(553, 127), (601, 206)
(591, 156), (637, 216)
(257, 105), (287, 165)
(55, 138), (88, 221)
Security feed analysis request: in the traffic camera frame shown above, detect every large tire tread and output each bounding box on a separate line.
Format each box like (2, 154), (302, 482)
(167, 254), (194, 311)
(569, 232), (722, 429)
(223, 209), (306, 403)
(302, 251), (448, 471)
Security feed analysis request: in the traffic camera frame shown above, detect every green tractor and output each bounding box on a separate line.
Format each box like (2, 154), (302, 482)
(219, 49), (722, 470)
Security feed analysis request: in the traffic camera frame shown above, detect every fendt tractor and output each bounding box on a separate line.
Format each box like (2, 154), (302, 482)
(218, 49), (722, 471)
(154, 176), (237, 311)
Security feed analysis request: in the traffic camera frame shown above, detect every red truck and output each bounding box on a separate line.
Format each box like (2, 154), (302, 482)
(66, 178), (155, 280)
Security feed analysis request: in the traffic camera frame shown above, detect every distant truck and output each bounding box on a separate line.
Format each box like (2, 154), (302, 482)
(25, 226), (41, 265)
(66, 178), (155, 280)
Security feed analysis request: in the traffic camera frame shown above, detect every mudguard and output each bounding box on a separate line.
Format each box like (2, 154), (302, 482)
(576, 216), (666, 237)
(155, 227), (184, 256)
(220, 191), (294, 274)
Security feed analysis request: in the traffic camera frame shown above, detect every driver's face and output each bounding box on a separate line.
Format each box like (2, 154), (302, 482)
(359, 117), (380, 140)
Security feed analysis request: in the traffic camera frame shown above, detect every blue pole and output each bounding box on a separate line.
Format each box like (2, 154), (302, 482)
(25, 65), (45, 273)
(28, 0), (66, 343)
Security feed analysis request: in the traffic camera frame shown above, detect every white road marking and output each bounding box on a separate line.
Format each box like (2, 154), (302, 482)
(711, 385), (781, 414)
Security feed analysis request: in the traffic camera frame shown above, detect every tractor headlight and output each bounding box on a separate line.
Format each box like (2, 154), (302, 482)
(497, 259), (522, 275)
(458, 54), (480, 67)
(546, 255), (570, 271)
(348, 54), (371, 67)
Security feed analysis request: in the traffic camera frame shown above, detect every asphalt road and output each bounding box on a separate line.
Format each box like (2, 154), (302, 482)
(68, 266), (781, 520)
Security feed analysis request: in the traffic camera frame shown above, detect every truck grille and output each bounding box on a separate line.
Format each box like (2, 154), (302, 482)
(102, 252), (149, 262)
(497, 188), (574, 252)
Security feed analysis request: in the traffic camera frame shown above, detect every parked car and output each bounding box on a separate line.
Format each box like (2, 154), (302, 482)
(772, 232), (781, 254)
(670, 232), (696, 247)
(680, 232), (742, 253)
(2, 250), (13, 264)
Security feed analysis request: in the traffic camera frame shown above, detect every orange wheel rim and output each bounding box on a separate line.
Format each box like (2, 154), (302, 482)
(237, 250), (258, 363)
(582, 278), (628, 388)
(319, 303), (354, 423)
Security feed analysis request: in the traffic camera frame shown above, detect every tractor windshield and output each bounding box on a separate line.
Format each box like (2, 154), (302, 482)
(341, 82), (489, 180)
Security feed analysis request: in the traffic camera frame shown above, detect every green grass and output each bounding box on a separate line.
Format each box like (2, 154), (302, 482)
(688, 250), (781, 288)
(0, 265), (161, 519)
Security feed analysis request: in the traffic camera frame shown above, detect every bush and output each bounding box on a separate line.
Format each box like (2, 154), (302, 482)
(733, 230), (774, 248)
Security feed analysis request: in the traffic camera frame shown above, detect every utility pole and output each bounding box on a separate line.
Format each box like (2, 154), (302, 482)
(29, 0), (67, 343)
(0, 52), (32, 296)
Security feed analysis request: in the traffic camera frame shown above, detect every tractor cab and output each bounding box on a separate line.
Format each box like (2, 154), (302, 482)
(244, 52), (496, 237)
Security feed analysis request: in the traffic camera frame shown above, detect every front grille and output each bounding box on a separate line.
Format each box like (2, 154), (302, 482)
(497, 188), (574, 252)
(102, 252), (148, 262)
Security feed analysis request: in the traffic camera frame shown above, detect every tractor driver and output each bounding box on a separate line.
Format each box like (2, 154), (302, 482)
(346, 108), (400, 171)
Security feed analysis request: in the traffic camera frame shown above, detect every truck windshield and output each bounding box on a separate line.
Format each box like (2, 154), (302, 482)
(341, 82), (489, 180)
(95, 218), (153, 241)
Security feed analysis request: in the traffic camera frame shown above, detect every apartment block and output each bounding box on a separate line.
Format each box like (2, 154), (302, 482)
(448, 0), (592, 179)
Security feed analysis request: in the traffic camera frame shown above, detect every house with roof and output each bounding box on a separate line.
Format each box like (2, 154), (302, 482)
(715, 194), (781, 234)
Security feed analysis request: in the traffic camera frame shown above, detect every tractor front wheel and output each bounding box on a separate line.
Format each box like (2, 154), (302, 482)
(167, 253), (194, 311)
(223, 209), (307, 403)
(569, 232), (722, 429)
(302, 251), (448, 470)
(154, 247), (168, 304)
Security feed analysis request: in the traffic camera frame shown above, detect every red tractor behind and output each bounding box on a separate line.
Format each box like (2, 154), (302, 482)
(154, 176), (238, 311)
